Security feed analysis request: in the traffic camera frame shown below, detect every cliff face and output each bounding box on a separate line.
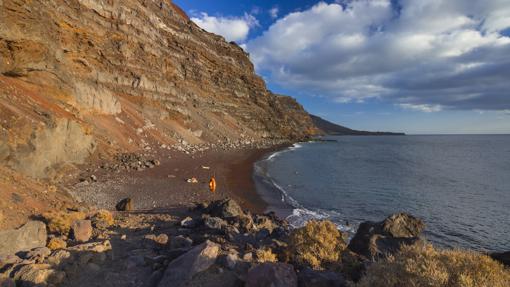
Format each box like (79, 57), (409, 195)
(0, 0), (318, 178)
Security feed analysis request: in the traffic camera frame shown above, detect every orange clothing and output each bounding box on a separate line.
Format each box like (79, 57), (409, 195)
(209, 177), (217, 193)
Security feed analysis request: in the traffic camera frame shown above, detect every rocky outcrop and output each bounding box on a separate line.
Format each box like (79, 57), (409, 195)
(1, 199), (506, 287)
(347, 213), (425, 260)
(1, 117), (96, 179)
(491, 251), (510, 267)
(0, 221), (47, 256)
(0, 0), (318, 180)
(157, 241), (220, 287)
(245, 263), (298, 287)
(297, 268), (347, 287)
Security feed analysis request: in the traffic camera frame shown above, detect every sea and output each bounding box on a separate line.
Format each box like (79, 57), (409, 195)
(254, 135), (510, 252)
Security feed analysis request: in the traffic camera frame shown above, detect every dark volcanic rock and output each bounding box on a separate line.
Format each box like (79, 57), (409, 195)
(348, 213), (424, 259)
(206, 199), (245, 219)
(381, 213), (425, 238)
(491, 251), (510, 267)
(115, 198), (134, 212)
(245, 263), (298, 287)
(158, 240), (220, 287)
(297, 267), (347, 287)
(203, 216), (228, 230)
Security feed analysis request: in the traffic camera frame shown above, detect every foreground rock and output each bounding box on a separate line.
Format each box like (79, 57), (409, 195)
(348, 213), (425, 259)
(491, 251), (510, 267)
(3, 198), (502, 287)
(71, 220), (92, 242)
(297, 268), (347, 287)
(245, 263), (298, 287)
(0, 221), (47, 256)
(157, 241), (220, 287)
(206, 198), (245, 218)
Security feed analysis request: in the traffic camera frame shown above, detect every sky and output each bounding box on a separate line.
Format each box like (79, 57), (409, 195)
(173, 0), (510, 134)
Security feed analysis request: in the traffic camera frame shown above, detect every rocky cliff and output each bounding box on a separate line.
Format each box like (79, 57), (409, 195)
(0, 0), (318, 180)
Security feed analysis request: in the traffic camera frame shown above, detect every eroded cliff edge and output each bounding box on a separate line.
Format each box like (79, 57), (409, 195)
(0, 0), (318, 227)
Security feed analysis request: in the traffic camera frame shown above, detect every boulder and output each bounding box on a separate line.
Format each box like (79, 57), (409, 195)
(207, 199), (244, 219)
(0, 278), (15, 287)
(491, 251), (510, 267)
(204, 216), (228, 230)
(0, 255), (22, 268)
(71, 220), (92, 242)
(297, 268), (347, 287)
(116, 198), (134, 211)
(46, 250), (72, 266)
(158, 240), (220, 287)
(12, 264), (57, 286)
(180, 217), (198, 228)
(185, 266), (243, 287)
(143, 234), (169, 248)
(0, 221), (47, 256)
(67, 240), (112, 253)
(225, 252), (240, 269)
(169, 235), (193, 250)
(24, 247), (51, 263)
(348, 213), (424, 259)
(381, 213), (425, 238)
(245, 263), (298, 287)
(237, 214), (256, 233)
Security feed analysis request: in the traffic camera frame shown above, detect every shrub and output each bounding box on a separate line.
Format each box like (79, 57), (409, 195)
(357, 243), (510, 287)
(286, 220), (346, 269)
(91, 210), (115, 229)
(42, 210), (86, 235)
(256, 248), (278, 263)
(47, 237), (67, 250)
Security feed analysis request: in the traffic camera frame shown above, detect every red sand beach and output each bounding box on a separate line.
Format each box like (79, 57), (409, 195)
(67, 146), (285, 214)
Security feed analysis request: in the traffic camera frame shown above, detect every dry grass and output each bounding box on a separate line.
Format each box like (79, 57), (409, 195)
(47, 237), (67, 250)
(91, 210), (115, 229)
(256, 248), (278, 263)
(286, 220), (346, 269)
(42, 210), (86, 235)
(357, 243), (510, 287)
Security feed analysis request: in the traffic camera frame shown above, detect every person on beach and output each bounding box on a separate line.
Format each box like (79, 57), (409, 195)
(209, 176), (217, 193)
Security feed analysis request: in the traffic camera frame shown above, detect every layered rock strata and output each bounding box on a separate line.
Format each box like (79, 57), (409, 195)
(0, 0), (318, 179)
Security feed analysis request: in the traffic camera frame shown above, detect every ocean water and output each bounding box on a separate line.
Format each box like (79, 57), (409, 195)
(254, 135), (510, 252)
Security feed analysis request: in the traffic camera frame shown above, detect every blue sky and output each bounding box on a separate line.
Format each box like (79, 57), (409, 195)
(174, 0), (510, 134)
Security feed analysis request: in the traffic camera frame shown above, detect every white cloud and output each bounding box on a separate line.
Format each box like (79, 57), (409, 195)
(191, 13), (259, 42)
(269, 7), (279, 19)
(247, 0), (510, 111)
(399, 104), (443, 113)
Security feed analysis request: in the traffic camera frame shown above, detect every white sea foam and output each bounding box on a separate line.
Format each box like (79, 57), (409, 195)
(266, 142), (305, 161)
(256, 140), (356, 235)
(267, 171), (355, 233)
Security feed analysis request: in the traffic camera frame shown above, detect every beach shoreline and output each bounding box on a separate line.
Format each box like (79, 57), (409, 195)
(67, 144), (292, 215)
